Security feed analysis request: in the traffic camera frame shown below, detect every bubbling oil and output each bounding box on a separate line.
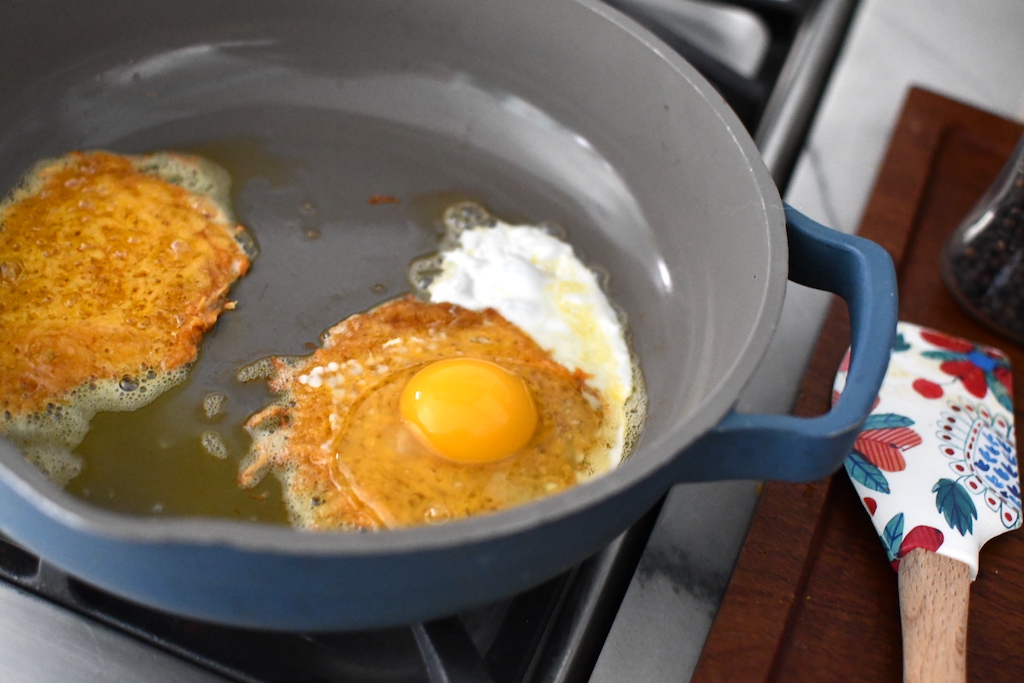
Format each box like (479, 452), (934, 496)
(2, 366), (189, 485)
(64, 371), (287, 523)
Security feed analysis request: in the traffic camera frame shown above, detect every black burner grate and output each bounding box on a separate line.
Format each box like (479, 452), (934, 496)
(602, 0), (809, 130)
(0, 501), (659, 683)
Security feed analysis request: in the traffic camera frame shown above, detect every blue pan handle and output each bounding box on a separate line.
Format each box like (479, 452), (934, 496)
(676, 205), (898, 482)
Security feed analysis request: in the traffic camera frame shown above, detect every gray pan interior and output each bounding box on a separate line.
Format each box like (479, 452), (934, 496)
(0, 0), (785, 627)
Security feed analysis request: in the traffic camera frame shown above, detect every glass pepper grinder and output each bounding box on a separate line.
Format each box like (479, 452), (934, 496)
(942, 132), (1024, 343)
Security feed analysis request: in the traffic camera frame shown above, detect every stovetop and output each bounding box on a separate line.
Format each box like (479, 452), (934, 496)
(0, 2), (858, 681)
(0, 504), (660, 683)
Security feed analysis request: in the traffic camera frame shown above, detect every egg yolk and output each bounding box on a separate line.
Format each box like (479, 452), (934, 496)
(399, 358), (538, 463)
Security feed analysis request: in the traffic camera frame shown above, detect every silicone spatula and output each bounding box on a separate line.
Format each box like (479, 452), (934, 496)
(833, 321), (1021, 682)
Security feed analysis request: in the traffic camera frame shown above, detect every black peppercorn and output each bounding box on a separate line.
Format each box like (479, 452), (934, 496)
(942, 134), (1024, 343)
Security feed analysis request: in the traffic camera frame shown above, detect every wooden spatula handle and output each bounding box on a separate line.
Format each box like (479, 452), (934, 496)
(898, 548), (970, 682)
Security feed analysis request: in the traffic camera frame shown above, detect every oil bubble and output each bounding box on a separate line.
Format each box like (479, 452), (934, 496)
(200, 431), (228, 459)
(236, 358), (276, 383)
(423, 506), (452, 524)
(201, 392), (227, 420)
(1, 261), (23, 282)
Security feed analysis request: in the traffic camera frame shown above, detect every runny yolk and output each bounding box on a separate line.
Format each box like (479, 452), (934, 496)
(399, 358), (538, 463)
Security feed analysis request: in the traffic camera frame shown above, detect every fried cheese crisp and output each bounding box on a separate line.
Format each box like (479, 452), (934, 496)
(0, 150), (254, 483)
(240, 297), (611, 531)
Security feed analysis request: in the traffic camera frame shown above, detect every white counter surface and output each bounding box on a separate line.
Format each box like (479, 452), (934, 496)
(592, 1), (1024, 680)
(789, 0), (1024, 235)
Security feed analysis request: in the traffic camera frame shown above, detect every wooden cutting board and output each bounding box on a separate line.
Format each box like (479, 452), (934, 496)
(691, 87), (1024, 681)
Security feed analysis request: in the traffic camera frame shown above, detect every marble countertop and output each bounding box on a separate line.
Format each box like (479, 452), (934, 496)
(592, 1), (1024, 680)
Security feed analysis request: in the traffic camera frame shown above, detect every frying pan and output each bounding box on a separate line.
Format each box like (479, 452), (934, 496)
(0, 0), (897, 630)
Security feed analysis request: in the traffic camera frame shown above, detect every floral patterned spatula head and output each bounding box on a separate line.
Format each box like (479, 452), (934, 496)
(834, 321), (1021, 683)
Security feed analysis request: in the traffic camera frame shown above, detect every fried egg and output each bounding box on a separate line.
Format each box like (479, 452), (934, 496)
(241, 203), (644, 530)
(0, 151), (254, 483)
(414, 202), (637, 468)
